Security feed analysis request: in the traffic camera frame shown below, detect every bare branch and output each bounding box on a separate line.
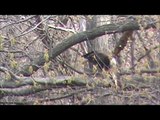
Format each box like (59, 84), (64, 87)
(38, 88), (93, 102)
(15, 16), (51, 38)
(0, 85), (53, 97)
(0, 50), (23, 53)
(130, 45), (160, 70)
(0, 66), (20, 80)
(0, 15), (36, 30)
(120, 68), (160, 75)
(48, 25), (77, 34)
(0, 76), (86, 88)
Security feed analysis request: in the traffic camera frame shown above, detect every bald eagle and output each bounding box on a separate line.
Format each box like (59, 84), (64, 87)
(82, 51), (111, 71)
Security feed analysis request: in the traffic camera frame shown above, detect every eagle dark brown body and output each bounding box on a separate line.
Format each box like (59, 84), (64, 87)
(82, 51), (111, 71)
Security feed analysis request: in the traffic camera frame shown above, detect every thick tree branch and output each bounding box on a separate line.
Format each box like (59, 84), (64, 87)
(0, 73), (159, 98)
(19, 20), (156, 76)
(120, 68), (160, 75)
(0, 85), (53, 97)
(0, 76), (87, 88)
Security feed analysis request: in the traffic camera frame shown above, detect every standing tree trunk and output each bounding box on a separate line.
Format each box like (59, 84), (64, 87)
(86, 15), (112, 73)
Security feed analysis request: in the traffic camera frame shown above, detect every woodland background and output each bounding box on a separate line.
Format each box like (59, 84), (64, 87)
(0, 15), (159, 105)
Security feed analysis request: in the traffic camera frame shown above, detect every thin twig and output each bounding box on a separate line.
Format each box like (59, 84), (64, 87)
(15, 16), (51, 38)
(38, 88), (93, 102)
(48, 25), (77, 34)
